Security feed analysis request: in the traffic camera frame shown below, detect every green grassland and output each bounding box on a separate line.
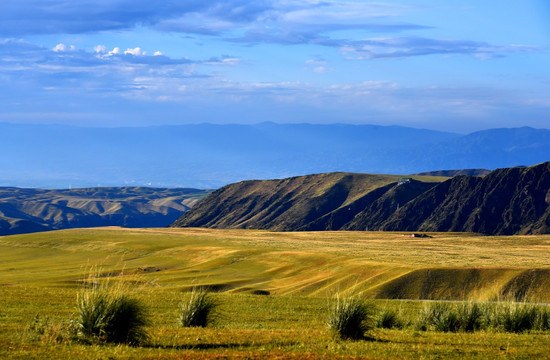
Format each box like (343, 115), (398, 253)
(1, 228), (550, 359)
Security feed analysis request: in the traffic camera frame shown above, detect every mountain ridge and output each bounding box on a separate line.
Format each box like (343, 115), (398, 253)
(172, 162), (550, 235)
(382, 162), (550, 234)
(171, 173), (446, 231)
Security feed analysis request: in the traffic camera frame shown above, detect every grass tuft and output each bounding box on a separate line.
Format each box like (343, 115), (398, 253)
(456, 302), (485, 332)
(535, 306), (550, 330)
(493, 302), (540, 333)
(179, 287), (218, 327)
(328, 294), (374, 340)
(375, 308), (403, 329)
(75, 273), (149, 344)
(416, 301), (550, 333)
(417, 302), (484, 333)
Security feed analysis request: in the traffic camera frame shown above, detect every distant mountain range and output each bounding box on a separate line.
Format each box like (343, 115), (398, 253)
(0, 187), (209, 236)
(1, 122), (549, 188)
(172, 162), (550, 235)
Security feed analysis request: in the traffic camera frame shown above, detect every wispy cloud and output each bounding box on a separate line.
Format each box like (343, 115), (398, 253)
(0, 0), (202, 35)
(0, 0), (272, 35)
(278, 1), (412, 23)
(1, 1), (548, 131)
(1, 1), (535, 60)
(0, 0), (420, 38)
(305, 58), (331, 73)
(341, 36), (541, 60)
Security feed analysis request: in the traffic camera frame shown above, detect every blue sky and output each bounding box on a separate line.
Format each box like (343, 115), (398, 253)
(1, 0), (549, 132)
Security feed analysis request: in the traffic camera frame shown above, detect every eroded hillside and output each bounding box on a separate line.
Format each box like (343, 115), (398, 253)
(0, 187), (210, 235)
(173, 162), (550, 235)
(171, 173), (444, 231)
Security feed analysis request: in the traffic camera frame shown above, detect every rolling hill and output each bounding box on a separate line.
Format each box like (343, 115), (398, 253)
(2, 227), (550, 302)
(0, 187), (210, 236)
(172, 162), (550, 235)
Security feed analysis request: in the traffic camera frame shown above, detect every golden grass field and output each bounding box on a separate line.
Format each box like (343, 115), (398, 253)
(1, 227), (549, 359)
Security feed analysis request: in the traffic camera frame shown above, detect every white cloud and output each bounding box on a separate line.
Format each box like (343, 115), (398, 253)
(153, 51), (164, 56)
(221, 57), (240, 65)
(124, 47), (144, 56)
(94, 45), (107, 53)
(52, 43), (75, 52)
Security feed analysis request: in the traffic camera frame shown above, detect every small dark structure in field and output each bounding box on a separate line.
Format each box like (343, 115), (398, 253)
(402, 233), (432, 238)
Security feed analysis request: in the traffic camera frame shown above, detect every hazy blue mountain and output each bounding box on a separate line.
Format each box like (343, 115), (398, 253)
(401, 127), (550, 172)
(0, 122), (548, 188)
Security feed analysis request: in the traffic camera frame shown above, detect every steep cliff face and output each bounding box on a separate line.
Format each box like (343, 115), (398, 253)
(343, 180), (438, 231)
(172, 162), (550, 235)
(381, 162), (550, 235)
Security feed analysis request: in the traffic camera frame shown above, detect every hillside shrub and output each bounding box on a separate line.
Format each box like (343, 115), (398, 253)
(179, 288), (218, 327)
(328, 294), (374, 339)
(76, 277), (149, 344)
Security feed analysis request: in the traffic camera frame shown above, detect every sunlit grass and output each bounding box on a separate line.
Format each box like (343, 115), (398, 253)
(178, 287), (218, 327)
(327, 294), (374, 339)
(2, 227), (550, 302)
(2, 286), (550, 359)
(1, 228), (550, 358)
(76, 282), (149, 344)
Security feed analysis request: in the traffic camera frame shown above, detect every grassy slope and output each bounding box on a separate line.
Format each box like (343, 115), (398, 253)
(2, 227), (550, 301)
(1, 228), (550, 359)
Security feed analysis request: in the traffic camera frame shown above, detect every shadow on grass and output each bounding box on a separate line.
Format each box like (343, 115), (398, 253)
(146, 340), (300, 350)
(146, 343), (244, 350)
(364, 335), (386, 342)
(349, 334), (387, 343)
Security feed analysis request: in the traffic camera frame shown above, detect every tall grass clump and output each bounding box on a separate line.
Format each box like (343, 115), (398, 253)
(75, 273), (149, 344)
(535, 306), (550, 331)
(328, 294), (374, 340)
(179, 287), (218, 327)
(456, 302), (484, 332)
(489, 302), (550, 333)
(375, 308), (403, 329)
(416, 302), (459, 332)
(416, 302), (485, 333)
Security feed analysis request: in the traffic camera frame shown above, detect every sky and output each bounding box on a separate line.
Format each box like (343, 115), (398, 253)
(1, 0), (549, 133)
